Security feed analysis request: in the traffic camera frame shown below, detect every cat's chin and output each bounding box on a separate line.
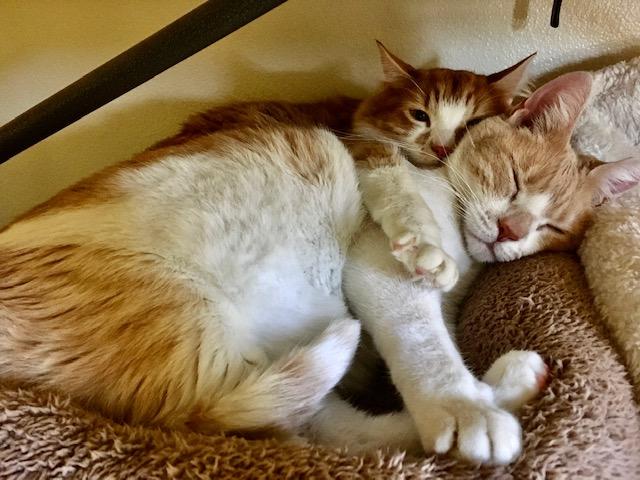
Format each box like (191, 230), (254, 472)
(464, 230), (496, 263)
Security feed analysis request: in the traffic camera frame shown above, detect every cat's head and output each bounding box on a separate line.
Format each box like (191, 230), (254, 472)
(449, 71), (640, 263)
(353, 41), (535, 167)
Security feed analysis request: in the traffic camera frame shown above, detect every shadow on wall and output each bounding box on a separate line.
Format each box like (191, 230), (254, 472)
(219, 57), (369, 102)
(536, 45), (640, 84)
(0, 60), (366, 227)
(3, 44), (640, 228)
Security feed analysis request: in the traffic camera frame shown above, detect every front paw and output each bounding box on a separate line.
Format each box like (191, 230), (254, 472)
(391, 231), (459, 291)
(482, 351), (549, 412)
(413, 396), (522, 465)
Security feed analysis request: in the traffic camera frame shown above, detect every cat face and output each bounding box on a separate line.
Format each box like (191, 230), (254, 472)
(353, 41), (535, 167)
(449, 72), (640, 263)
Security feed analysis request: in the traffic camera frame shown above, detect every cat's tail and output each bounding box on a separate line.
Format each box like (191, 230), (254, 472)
(187, 318), (361, 437)
(305, 393), (422, 454)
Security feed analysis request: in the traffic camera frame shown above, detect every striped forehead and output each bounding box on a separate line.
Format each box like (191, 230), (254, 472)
(434, 101), (471, 130)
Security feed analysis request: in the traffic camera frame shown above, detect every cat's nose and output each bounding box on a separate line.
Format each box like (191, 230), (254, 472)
(496, 213), (533, 242)
(430, 144), (450, 159)
(497, 219), (520, 242)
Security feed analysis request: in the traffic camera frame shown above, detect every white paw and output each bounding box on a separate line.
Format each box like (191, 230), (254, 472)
(390, 231), (459, 291)
(482, 351), (548, 412)
(414, 396), (522, 465)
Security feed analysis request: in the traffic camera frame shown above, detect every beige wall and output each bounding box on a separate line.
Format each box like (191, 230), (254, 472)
(1, 0), (639, 226)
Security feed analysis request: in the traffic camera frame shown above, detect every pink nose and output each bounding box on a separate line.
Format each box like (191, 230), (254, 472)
(431, 144), (450, 159)
(496, 213), (533, 242)
(497, 218), (520, 242)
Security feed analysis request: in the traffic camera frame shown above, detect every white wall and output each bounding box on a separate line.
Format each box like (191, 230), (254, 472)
(1, 0), (639, 226)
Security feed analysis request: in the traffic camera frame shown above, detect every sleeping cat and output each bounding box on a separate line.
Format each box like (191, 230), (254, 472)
(2, 52), (637, 467)
(153, 41), (535, 285)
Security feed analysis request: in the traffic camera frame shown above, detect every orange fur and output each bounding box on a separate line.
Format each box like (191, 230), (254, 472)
(4, 58), (611, 444)
(459, 117), (599, 255)
(351, 43), (534, 168)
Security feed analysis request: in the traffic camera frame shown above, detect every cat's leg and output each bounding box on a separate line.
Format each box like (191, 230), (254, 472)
(353, 142), (458, 290)
(344, 226), (521, 464)
(482, 351), (549, 413)
(188, 318), (361, 436)
(305, 393), (422, 454)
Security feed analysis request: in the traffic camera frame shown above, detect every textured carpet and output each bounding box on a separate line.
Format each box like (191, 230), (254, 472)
(2, 253), (639, 479)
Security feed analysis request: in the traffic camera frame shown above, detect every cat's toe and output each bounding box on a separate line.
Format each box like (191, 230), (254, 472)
(483, 351), (548, 412)
(414, 397), (522, 464)
(390, 232), (418, 253)
(416, 409), (456, 454)
(455, 404), (522, 465)
(414, 246), (459, 291)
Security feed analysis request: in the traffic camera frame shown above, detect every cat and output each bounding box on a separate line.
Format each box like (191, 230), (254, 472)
(308, 71), (640, 462)
(151, 41), (535, 287)
(347, 42), (535, 287)
(2, 45), (637, 466)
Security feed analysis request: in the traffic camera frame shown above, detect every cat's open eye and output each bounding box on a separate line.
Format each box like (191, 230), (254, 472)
(536, 223), (566, 235)
(409, 109), (430, 126)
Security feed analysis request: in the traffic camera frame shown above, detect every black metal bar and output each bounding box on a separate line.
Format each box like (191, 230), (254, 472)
(550, 0), (563, 28)
(0, 0), (288, 165)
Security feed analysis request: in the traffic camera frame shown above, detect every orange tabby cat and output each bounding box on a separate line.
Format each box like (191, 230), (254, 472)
(5, 50), (616, 465)
(151, 42), (534, 283)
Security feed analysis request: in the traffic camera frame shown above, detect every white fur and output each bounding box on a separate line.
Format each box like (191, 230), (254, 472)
(483, 351), (548, 413)
(0, 125), (544, 462)
(343, 160), (536, 463)
(518, 192), (550, 218)
(358, 165), (458, 289)
(431, 102), (471, 147)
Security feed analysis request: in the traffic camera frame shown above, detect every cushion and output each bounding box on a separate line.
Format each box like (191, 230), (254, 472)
(2, 253), (638, 478)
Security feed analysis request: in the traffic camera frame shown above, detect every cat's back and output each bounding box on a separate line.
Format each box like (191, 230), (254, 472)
(0, 124), (363, 330)
(0, 122), (363, 426)
(1, 125), (361, 254)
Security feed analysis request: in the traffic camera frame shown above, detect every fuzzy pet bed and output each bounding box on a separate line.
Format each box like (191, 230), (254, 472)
(575, 56), (640, 400)
(2, 253), (639, 478)
(4, 61), (640, 477)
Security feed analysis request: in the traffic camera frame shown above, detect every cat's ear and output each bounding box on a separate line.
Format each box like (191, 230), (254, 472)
(507, 71), (593, 140)
(488, 52), (536, 99)
(586, 156), (640, 205)
(376, 40), (415, 82)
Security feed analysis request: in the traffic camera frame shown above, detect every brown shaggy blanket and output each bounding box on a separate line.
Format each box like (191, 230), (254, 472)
(1, 253), (639, 479)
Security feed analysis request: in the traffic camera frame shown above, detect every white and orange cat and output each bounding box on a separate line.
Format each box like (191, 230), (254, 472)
(2, 40), (638, 465)
(154, 42), (535, 286)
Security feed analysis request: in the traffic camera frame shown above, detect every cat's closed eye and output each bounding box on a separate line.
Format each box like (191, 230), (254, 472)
(466, 118), (482, 127)
(537, 224), (565, 235)
(409, 109), (430, 126)
(511, 168), (520, 201)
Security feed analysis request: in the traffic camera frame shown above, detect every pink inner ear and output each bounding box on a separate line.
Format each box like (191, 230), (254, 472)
(509, 71), (593, 132)
(588, 157), (640, 204)
(610, 179), (638, 193)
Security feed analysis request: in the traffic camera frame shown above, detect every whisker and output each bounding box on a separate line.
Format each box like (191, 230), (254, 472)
(434, 131), (482, 205)
(464, 123), (476, 149)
